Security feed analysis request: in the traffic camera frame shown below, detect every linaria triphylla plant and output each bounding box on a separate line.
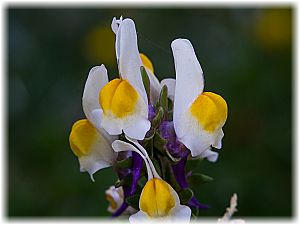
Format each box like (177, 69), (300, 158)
(69, 16), (237, 222)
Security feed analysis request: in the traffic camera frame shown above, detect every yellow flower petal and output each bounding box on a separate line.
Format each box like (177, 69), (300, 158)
(140, 53), (154, 73)
(190, 92), (227, 133)
(69, 119), (98, 157)
(140, 178), (175, 217)
(99, 79), (138, 118)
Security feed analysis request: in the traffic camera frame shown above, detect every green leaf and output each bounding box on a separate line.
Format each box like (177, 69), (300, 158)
(178, 188), (194, 204)
(125, 195), (140, 210)
(152, 107), (164, 128)
(115, 157), (132, 169)
(187, 173), (214, 188)
(185, 157), (203, 172)
(153, 131), (168, 155)
(159, 85), (168, 111)
(140, 66), (150, 99)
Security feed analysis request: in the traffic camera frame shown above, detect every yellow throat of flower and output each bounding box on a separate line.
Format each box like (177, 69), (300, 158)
(190, 92), (228, 133)
(140, 178), (175, 217)
(99, 78), (138, 118)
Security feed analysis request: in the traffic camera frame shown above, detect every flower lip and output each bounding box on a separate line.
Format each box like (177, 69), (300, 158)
(99, 78), (139, 118)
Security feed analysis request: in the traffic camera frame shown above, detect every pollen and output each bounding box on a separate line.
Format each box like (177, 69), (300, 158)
(190, 92), (228, 133)
(99, 79), (138, 118)
(140, 53), (154, 73)
(140, 178), (175, 217)
(69, 119), (98, 157)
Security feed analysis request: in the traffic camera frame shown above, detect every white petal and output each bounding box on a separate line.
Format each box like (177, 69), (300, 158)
(212, 129), (224, 149)
(171, 39), (204, 135)
(111, 16), (123, 34)
(145, 68), (162, 105)
(171, 205), (192, 222)
(175, 110), (222, 161)
(70, 120), (117, 181)
(123, 117), (151, 140)
(199, 149), (219, 162)
(82, 65), (108, 125)
(116, 18), (148, 105)
(129, 211), (149, 223)
(101, 114), (123, 136)
(161, 78), (176, 101)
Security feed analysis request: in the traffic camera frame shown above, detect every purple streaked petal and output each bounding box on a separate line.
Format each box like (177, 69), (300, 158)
(148, 104), (156, 121)
(112, 201), (129, 217)
(130, 151), (143, 195)
(159, 121), (189, 158)
(172, 155), (209, 210)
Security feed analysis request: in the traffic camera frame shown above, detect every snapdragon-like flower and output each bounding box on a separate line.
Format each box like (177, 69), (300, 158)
(171, 39), (228, 161)
(105, 185), (137, 215)
(99, 18), (150, 140)
(112, 137), (191, 222)
(69, 66), (117, 180)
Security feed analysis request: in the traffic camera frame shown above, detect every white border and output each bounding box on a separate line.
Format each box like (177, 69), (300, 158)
(1, 1), (298, 225)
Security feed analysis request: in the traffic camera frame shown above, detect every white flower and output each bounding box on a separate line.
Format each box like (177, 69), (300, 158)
(112, 137), (191, 222)
(105, 185), (137, 215)
(69, 66), (117, 181)
(98, 17), (150, 140)
(171, 39), (228, 161)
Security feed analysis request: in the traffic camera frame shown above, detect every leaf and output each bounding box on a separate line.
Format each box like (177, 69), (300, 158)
(153, 131), (168, 155)
(115, 157), (132, 169)
(125, 194), (140, 210)
(185, 157), (203, 172)
(140, 66), (150, 99)
(178, 188), (194, 204)
(151, 106), (164, 128)
(159, 85), (168, 111)
(187, 173), (214, 188)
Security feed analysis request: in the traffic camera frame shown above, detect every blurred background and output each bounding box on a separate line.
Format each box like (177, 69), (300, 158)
(8, 7), (293, 218)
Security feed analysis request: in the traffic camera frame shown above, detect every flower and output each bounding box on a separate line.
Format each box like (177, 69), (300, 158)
(69, 66), (117, 181)
(99, 17), (150, 140)
(112, 137), (191, 222)
(171, 39), (228, 161)
(105, 185), (137, 215)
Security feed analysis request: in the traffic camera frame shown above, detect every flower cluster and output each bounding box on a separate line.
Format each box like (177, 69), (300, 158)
(69, 17), (228, 222)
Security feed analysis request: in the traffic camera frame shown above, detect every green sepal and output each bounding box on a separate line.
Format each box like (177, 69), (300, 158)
(152, 106), (164, 128)
(115, 175), (132, 188)
(144, 127), (156, 141)
(140, 66), (150, 99)
(159, 85), (168, 111)
(187, 173), (214, 188)
(125, 194), (140, 210)
(185, 157), (203, 172)
(191, 207), (200, 217)
(115, 157), (133, 169)
(153, 131), (168, 155)
(178, 188), (194, 205)
(165, 149), (181, 163)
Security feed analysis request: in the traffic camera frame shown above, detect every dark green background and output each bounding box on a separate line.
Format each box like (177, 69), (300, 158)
(8, 7), (293, 218)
